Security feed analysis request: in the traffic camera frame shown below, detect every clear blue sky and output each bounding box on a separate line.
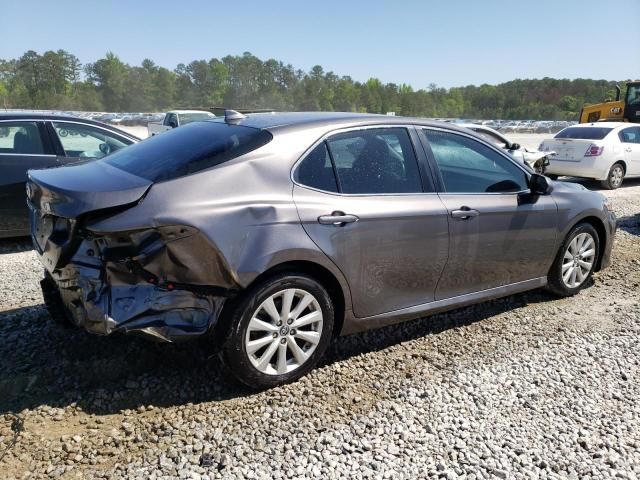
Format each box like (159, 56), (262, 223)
(2, 0), (638, 88)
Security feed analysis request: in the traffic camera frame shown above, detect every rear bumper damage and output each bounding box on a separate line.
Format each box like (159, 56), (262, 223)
(36, 222), (235, 342)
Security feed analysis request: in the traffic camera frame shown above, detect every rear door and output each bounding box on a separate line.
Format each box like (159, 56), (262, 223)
(0, 120), (57, 236)
(419, 128), (558, 300)
(620, 127), (640, 175)
(293, 126), (449, 318)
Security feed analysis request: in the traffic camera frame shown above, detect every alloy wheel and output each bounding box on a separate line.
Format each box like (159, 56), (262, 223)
(610, 165), (623, 188)
(561, 232), (596, 289)
(244, 288), (323, 375)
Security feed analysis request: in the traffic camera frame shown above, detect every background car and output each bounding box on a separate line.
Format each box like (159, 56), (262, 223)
(460, 123), (555, 173)
(29, 112), (615, 388)
(0, 113), (139, 238)
(540, 123), (640, 189)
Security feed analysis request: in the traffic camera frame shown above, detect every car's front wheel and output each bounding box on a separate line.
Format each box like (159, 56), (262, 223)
(601, 162), (624, 190)
(547, 223), (599, 297)
(221, 273), (334, 389)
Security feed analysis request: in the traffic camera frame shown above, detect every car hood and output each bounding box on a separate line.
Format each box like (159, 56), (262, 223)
(550, 179), (589, 192)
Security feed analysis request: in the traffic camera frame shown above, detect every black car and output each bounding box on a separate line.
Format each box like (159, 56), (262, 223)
(0, 113), (139, 238)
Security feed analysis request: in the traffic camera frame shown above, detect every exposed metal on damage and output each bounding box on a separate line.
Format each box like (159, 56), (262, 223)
(37, 221), (234, 342)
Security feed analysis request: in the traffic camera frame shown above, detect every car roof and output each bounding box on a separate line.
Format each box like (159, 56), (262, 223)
(214, 111), (465, 134)
(0, 112), (141, 140)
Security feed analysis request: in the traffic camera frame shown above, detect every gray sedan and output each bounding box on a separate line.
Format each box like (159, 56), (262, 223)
(27, 112), (616, 388)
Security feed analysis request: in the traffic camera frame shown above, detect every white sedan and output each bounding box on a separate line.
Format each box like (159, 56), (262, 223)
(540, 123), (640, 189)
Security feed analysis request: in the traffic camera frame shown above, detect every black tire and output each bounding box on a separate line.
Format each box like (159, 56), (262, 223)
(547, 223), (599, 297)
(546, 174), (559, 180)
(600, 162), (624, 190)
(219, 272), (334, 389)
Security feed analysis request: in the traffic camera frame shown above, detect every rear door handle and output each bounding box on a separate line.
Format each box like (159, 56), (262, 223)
(318, 211), (359, 226)
(451, 207), (479, 220)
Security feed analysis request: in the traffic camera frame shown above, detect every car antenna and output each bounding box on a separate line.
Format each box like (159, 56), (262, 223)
(225, 109), (247, 124)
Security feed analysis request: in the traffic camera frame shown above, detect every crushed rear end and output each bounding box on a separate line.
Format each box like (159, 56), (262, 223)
(28, 160), (232, 342)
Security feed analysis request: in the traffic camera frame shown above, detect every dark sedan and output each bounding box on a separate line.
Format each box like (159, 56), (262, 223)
(0, 113), (139, 237)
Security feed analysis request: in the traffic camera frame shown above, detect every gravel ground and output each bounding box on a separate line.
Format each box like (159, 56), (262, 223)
(1, 179), (639, 480)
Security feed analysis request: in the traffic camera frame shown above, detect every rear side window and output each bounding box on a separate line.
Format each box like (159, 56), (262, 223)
(0, 122), (45, 154)
(104, 121), (272, 182)
(555, 127), (613, 140)
(326, 128), (423, 194)
(294, 143), (338, 192)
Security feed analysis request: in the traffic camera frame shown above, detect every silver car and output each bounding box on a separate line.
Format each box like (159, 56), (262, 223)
(27, 112), (616, 388)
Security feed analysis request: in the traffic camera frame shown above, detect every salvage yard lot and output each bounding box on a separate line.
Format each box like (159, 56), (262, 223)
(1, 180), (639, 479)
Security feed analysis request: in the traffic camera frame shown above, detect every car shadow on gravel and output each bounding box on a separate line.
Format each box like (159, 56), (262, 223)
(0, 237), (32, 254)
(0, 287), (558, 416)
(559, 176), (640, 191)
(617, 214), (640, 236)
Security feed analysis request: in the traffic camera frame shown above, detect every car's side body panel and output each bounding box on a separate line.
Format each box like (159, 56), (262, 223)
(434, 192), (559, 299)
(293, 184), (449, 318)
(26, 113), (617, 342)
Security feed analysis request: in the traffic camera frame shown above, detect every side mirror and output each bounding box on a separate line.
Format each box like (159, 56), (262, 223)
(168, 121), (178, 129)
(529, 173), (551, 195)
(509, 143), (521, 150)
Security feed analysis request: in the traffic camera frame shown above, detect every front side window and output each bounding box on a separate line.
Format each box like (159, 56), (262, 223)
(0, 122), (45, 155)
(53, 122), (130, 159)
(423, 129), (527, 193)
(325, 128), (423, 194)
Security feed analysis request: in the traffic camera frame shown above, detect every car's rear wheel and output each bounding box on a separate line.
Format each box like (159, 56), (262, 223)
(547, 223), (599, 297)
(601, 162), (624, 190)
(220, 273), (334, 389)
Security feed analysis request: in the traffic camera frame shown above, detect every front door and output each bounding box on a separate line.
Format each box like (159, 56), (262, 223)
(0, 121), (57, 236)
(292, 127), (449, 318)
(420, 128), (559, 300)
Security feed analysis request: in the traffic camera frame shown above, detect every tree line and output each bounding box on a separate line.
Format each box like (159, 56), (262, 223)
(0, 49), (627, 120)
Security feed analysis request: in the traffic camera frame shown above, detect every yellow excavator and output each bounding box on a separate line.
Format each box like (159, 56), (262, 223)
(579, 81), (640, 123)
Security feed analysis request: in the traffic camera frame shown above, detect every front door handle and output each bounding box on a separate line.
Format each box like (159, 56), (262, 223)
(318, 211), (359, 226)
(451, 207), (479, 220)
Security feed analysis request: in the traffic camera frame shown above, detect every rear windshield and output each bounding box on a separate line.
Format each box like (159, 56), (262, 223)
(554, 127), (613, 140)
(103, 121), (272, 182)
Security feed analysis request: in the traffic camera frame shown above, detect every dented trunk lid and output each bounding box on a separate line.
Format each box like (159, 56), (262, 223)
(27, 160), (152, 270)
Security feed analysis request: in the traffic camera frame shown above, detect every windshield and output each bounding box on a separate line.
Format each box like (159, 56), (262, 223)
(180, 112), (216, 125)
(555, 127), (613, 140)
(627, 84), (640, 106)
(103, 121), (272, 182)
